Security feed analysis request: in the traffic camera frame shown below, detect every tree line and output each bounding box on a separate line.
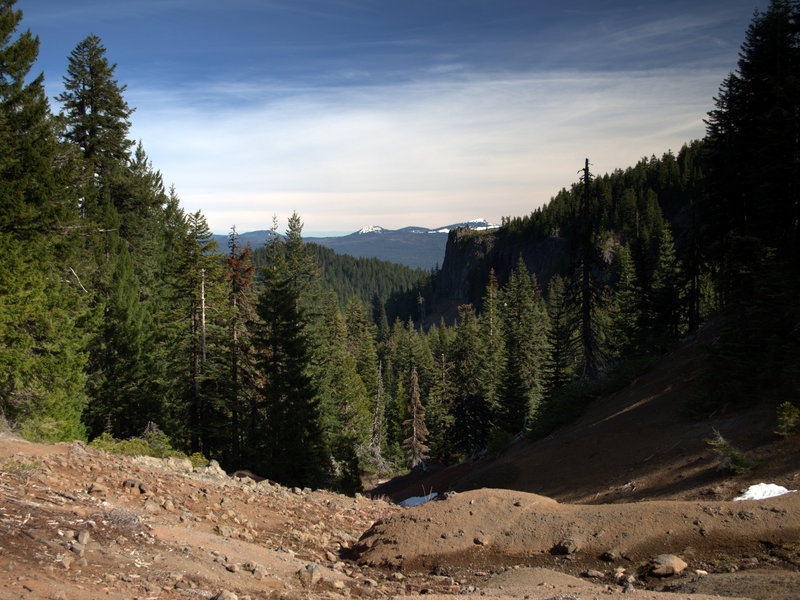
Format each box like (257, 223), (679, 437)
(1, 0), (797, 492)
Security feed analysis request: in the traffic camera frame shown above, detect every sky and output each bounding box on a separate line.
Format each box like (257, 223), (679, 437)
(18, 0), (767, 235)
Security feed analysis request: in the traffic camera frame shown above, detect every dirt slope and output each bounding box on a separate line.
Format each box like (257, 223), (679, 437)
(371, 332), (800, 505)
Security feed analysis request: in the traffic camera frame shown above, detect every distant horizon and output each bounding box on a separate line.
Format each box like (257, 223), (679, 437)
(214, 217), (499, 238)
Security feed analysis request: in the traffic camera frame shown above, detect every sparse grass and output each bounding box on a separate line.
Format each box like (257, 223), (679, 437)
(0, 457), (43, 481)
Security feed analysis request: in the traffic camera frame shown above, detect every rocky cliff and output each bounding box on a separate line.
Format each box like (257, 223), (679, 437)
(430, 226), (569, 323)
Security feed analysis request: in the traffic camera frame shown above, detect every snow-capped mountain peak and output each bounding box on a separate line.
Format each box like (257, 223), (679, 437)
(357, 225), (385, 234)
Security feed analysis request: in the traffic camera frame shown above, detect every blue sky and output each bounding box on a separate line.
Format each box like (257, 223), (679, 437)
(19, 0), (765, 235)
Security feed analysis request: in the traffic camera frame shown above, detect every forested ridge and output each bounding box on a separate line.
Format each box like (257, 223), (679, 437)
(0, 0), (798, 492)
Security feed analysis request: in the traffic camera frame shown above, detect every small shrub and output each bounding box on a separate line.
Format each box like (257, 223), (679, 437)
(188, 452), (208, 468)
(705, 428), (756, 474)
(88, 425), (205, 465)
(775, 401), (800, 437)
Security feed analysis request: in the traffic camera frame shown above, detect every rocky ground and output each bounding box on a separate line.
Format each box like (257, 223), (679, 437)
(1, 431), (799, 600)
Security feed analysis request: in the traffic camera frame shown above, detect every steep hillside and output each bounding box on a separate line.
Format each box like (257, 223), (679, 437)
(370, 326), (798, 505)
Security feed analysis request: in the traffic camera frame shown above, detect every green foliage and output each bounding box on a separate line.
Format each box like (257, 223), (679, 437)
(88, 427), (206, 464)
(775, 401), (800, 438)
(252, 215), (326, 487)
(705, 429), (756, 474)
(497, 257), (549, 434)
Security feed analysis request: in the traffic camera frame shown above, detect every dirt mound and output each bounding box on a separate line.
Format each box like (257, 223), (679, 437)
(354, 487), (800, 568)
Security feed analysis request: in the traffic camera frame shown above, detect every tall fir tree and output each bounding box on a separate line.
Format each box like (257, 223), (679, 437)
(253, 218), (325, 486)
(477, 269), (505, 410)
(545, 274), (574, 389)
(0, 0), (88, 440)
(497, 257), (550, 434)
(225, 227), (258, 467)
(57, 33), (134, 212)
(402, 366), (429, 468)
(700, 0), (800, 408)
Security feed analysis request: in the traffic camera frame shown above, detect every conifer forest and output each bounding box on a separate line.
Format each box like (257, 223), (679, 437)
(0, 0), (798, 493)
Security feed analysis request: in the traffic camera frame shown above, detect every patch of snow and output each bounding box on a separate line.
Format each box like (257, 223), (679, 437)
(734, 483), (796, 501)
(430, 228), (450, 234)
(357, 225), (384, 234)
(398, 492), (438, 507)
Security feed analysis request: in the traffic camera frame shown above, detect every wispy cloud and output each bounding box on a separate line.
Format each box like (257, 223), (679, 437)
(128, 64), (719, 233)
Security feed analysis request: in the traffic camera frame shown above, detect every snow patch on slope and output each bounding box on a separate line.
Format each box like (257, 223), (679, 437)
(734, 483), (796, 501)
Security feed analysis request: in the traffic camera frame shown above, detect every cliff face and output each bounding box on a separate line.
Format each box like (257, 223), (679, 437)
(430, 227), (569, 323)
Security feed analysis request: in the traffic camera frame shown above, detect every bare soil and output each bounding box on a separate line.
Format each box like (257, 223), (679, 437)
(1, 332), (799, 600)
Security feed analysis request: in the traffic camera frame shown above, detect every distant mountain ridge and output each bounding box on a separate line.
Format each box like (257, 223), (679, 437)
(214, 219), (498, 269)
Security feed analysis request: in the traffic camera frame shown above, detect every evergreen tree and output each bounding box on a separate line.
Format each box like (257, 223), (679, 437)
(0, 235), (88, 441)
(545, 274), (574, 389)
(0, 0), (88, 440)
(608, 245), (639, 358)
(705, 0), (800, 269)
(700, 0), (800, 409)
(225, 227), (258, 466)
(650, 222), (682, 350)
(450, 304), (491, 454)
(83, 199), (156, 438)
(253, 219), (325, 486)
(402, 367), (429, 468)
(312, 292), (371, 492)
(498, 257), (549, 434)
(478, 270), (505, 409)
(571, 160), (605, 379)
(57, 33), (134, 203)
(0, 0), (74, 237)
(425, 351), (455, 461)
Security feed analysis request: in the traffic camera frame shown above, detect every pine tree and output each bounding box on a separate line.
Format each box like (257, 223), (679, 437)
(83, 199), (156, 438)
(425, 351), (455, 461)
(0, 0), (74, 237)
(608, 245), (639, 358)
(478, 269), (505, 409)
(700, 0), (800, 409)
(225, 227), (258, 466)
(705, 0), (800, 268)
(650, 222), (682, 350)
(57, 33), (134, 201)
(0, 0), (88, 440)
(571, 159), (605, 379)
(545, 274), (574, 389)
(451, 304), (492, 453)
(498, 257), (550, 434)
(312, 292), (371, 492)
(402, 367), (429, 468)
(253, 218), (325, 486)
